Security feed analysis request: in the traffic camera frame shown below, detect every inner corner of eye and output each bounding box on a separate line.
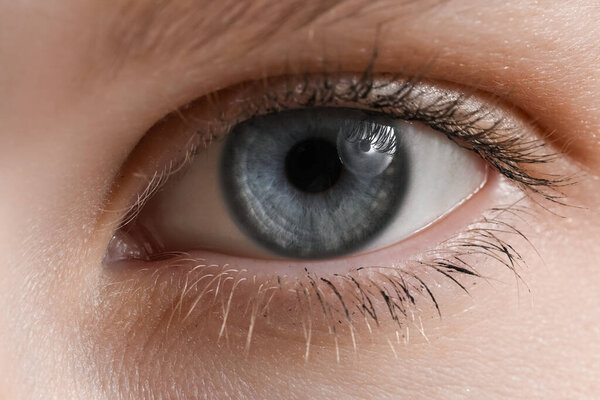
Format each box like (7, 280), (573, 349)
(104, 108), (488, 266)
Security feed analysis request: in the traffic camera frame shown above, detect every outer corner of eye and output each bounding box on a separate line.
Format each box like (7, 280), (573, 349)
(104, 106), (489, 270)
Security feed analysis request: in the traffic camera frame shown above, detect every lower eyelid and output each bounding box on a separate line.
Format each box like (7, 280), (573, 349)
(100, 172), (528, 351)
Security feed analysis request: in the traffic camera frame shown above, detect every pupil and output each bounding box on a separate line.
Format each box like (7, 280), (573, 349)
(285, 138), (342, 193)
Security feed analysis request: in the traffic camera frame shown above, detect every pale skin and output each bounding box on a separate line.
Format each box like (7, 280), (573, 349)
(1, 1), (600, 399)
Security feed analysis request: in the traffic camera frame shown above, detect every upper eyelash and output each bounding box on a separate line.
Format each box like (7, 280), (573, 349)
(261, 74), (568, 201)
(112, 71), (568, 248)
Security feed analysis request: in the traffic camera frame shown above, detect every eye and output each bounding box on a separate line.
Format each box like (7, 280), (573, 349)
(107, 106), (486, 261)
(102, 74), (562, 344)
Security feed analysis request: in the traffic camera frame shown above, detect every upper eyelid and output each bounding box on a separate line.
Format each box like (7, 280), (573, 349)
(103, 73), (568, 233)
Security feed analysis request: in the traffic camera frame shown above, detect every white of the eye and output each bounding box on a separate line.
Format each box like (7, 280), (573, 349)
(363, 120), (487, 252)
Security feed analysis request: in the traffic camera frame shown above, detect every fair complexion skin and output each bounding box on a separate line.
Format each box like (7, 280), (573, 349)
(1, 1), (599, 399)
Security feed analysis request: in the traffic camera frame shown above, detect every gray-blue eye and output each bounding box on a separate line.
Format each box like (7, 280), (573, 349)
(220, 108), (409, 259)
(104, 100), (487, 264)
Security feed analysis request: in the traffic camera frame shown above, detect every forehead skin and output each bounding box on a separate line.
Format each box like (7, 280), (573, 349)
(0, 0), (599, 399)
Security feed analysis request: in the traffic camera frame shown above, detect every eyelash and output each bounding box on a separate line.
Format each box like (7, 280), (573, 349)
(272, 74), (566, 197)
(107, 204), (532, 359)
(104, 70), (567, 356)
(115, 73), (565, 230)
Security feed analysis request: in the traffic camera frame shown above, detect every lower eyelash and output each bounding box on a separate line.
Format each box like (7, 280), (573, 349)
(100, 200), (535, 360)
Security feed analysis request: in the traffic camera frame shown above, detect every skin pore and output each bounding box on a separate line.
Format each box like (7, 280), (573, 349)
(1, 0), (600, 399)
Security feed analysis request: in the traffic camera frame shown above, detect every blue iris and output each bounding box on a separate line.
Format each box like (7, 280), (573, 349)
(220, 108), (409, 259)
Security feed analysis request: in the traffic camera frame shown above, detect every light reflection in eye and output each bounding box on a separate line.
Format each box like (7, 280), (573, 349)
(105, 107), (486, 262)
(337, 119), (396, 178)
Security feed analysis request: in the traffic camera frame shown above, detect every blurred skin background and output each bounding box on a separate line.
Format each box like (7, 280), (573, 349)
(1, 1), (600, 399)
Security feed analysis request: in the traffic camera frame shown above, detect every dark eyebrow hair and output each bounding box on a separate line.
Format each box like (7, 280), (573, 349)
(97, 0), (448, 75)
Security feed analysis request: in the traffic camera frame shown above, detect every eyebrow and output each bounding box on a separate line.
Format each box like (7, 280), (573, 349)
(98, 0), (447, 75)
(102, 0), (348, 70)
